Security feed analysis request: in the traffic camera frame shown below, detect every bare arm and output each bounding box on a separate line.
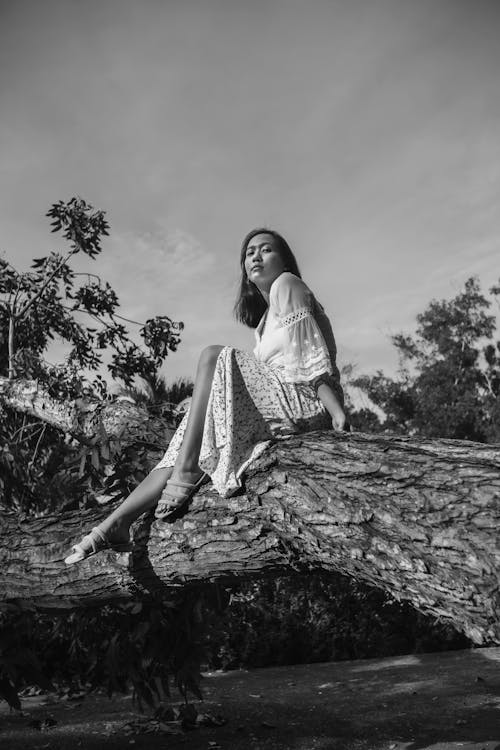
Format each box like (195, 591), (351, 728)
(316, 381), (348, 432)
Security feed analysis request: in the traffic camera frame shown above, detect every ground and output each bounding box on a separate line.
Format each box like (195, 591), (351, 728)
(1, 647), (499, 750)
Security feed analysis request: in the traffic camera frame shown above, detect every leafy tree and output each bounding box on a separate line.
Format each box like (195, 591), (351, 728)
(0, 198), (184, 514)
(350, 277), (500, 442)
(0, 200), (205, 711)
(100, 375), (194, 507)
(203, 574), (469, 670)
(0, 197), (183, 396)
(117, 373), (193, 415)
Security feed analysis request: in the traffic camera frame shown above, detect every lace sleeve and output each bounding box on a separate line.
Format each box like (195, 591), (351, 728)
(273, 273), (333, 384)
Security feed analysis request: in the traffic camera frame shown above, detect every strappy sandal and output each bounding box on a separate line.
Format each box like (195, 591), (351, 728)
(155, 473), (210, 521)
(64, 526), (133, 566)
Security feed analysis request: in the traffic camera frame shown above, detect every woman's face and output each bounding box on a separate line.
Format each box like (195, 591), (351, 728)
(244, 232), (286, 294)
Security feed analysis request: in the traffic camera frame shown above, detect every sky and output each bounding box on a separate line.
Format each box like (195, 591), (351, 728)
(1, 0), (500, 394)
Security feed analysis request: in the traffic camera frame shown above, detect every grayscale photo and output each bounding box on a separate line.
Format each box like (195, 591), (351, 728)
(0, 1), (499, 748)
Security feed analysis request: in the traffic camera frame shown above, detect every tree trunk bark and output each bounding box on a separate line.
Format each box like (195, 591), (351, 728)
(1, 431), (499, 646)
(0, 375), (174, 444)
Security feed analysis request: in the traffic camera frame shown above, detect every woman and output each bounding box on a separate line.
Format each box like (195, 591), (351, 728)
(65, 229), (347, 565)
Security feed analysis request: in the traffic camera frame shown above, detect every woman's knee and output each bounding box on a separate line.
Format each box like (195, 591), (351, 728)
(198, 345), (224, 370)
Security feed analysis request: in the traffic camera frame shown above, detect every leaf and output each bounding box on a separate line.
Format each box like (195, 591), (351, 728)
(78, 453), (86, 477)
(91, 447), (100, 470)
(31, 257), (48, 268)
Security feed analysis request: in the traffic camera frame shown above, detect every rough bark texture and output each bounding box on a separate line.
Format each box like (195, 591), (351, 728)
(0, 375), (175, 444)
(1, 431), (499, 646)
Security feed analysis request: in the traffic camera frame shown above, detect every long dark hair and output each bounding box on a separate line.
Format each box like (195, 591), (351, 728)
(233, 228), (302, 328)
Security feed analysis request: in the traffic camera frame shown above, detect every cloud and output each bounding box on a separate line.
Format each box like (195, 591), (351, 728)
(91, 225), (248, 382)
(3, 0), (500, 387)
(102, 226), (217, 318)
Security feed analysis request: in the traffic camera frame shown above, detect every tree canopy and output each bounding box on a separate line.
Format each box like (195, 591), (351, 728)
(0, 198), (184, 515)
(0, 197), (183, 396)
(350, 277), (500, 442)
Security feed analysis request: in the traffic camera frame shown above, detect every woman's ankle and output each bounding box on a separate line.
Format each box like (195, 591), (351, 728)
(170, 465), (203, 484)
(98, 517), (130, 541)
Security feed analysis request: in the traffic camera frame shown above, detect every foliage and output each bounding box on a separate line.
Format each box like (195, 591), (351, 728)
(0, 197), (183, 394)
(116, 373), (193, 415)
(202, 573), (470, 671)
(0, 404), (96, 515)
(0, 370), (198, 710)
(0, 608), (54, 709)
(0, 199), (202, 710)
(349, 277), (500, 441)
(0, 199), (187, 515)
(94, 374), (193, 504)
(0, 572), (470, 712)
(0, 596), (204, 711)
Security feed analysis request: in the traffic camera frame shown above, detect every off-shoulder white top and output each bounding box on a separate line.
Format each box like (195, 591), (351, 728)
(253, 272), (343, 403)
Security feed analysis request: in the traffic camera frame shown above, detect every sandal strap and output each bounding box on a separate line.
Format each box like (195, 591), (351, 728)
(72, 527), (107, 556)
(158, 473), (208, 512)
(166, 479), (199, 490)
(91, 526), (108, 543)
(165, 472), (208, 492)
(66, 527), (132, 565)
(162, 482), (193, 502)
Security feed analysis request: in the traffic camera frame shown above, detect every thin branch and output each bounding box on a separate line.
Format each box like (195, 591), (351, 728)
(30, 423), (47, 466)
(15, 424), (47, 447)
(14, 247), (78, 322)
(13, 414), (27, 443)
(112, 312), (143, 326)
(8, 303), (16, 379)
(72, 272), (101, 282)
(59, 302), (143, 328)
(10, 420), (46, 442)
(0, 257), (20, 274)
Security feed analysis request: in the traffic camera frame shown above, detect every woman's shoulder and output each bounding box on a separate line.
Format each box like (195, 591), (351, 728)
(270, 272), (312, 301)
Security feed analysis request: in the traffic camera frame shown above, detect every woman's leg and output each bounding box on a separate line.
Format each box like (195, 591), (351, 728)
(95, 466), (173, 541)
(168, 345), (223, 484)
(97, 343), (223, 532)
(102, 342), (225, 528)
(65, 467), (173, 562)
(66, 345), (224, 559)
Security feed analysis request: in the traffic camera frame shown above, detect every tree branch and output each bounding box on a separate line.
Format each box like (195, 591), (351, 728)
(0, 375), (174, 443)
(14, 247), (77, 322)
(1, 431), (498, 646)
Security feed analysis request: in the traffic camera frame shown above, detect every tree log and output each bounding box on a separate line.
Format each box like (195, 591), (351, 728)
(1, 431), (499, 646)
(0, 375), (175, 444)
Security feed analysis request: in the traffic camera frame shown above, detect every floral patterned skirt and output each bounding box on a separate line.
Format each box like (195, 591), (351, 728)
(152, 346), (331, 497)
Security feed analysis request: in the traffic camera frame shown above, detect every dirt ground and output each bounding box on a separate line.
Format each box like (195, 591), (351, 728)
(1, 647), (499, 750)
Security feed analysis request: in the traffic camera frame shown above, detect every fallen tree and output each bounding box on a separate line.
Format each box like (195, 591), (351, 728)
(1, 422), (499, 646)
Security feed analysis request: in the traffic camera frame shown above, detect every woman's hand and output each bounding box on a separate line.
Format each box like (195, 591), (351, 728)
(331, 408), (347, 432)
(315, 380), (349, 432)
